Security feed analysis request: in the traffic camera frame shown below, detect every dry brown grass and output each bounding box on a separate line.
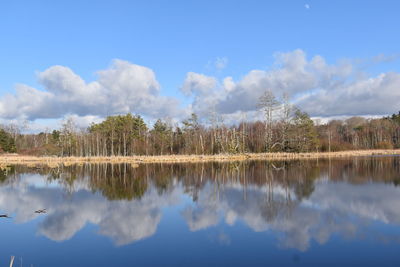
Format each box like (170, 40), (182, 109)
(0, 149), (399, 168)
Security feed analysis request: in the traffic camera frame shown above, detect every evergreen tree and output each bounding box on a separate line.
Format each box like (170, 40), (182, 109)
(0, 129), (16, 153)
(288, 109), (319, 152)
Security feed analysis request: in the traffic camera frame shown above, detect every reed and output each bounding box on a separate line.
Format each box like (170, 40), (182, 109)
(0, 149), (399, 167)
(9, 256), (14, 267)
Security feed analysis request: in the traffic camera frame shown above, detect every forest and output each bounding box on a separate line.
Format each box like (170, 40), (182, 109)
(1, 91), (400, 156)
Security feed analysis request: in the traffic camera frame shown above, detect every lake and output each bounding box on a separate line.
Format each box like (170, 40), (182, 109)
(1, 156), (400, 266)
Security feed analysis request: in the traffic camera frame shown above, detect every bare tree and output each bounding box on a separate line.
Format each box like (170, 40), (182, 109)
(258, 90), (281, 151)
(279, 93), (294, 151)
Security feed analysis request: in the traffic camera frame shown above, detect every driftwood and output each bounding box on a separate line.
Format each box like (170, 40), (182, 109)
(35, 209), (47, 214)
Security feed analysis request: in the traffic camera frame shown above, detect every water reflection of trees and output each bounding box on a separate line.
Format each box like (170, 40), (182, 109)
(1, 156), (399, 201)
(1, 156), (400, 249)
(0, 165), (15, 184)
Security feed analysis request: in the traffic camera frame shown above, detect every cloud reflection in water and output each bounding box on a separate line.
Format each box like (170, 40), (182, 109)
(0, 159), (400, 251)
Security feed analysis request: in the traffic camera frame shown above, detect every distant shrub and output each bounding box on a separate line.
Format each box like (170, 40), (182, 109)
(319, 140), (354, 152)
(18, 144), (60, 156)
(374, 141), (393, 149)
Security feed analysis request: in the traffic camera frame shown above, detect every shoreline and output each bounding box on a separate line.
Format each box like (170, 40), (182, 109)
(0, 149), (399, 167)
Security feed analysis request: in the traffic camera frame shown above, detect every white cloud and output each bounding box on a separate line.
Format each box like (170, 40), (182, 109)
(183, 49), (400, 119)
(180, 72), (224, 118)
(181, 72), (217, 96)
(297, 72), (400, 116)
(0, 60), (182, 121)
(305, 4), (310, 9)
(65, 114), (104, 129)
(1, 50), (400, 126)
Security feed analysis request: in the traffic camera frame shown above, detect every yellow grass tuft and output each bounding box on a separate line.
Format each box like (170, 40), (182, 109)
(0, 149), (399, 168)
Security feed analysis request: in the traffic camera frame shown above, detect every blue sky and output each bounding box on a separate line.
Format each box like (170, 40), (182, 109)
(1, 0), (400, 130)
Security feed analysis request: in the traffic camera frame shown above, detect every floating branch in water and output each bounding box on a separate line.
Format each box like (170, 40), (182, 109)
(34, 209), (47, 214)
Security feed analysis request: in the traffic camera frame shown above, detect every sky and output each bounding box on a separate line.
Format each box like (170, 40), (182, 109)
(1, 0), (400, 131)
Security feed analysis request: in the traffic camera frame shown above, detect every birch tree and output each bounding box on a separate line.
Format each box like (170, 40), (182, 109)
(258, 90), (281, 151)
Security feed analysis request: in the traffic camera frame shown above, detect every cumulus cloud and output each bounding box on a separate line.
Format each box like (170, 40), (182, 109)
(181, 72), (217, 96)
(0, 60), (182, 121)
(1, 50), (400, 126)
(180, 72), (224, 117)
(182, 49), (400, 119)
(65, 114), (104, 129)
(297, 72), (400, 116)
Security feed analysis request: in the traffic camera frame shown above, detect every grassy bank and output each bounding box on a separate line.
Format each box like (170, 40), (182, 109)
(0, 149), (399, 168)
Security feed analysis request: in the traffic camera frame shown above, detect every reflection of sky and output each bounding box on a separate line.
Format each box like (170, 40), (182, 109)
(184, 181), (400, 251)
(8, 173), (91, 190)
(1, 169), (400, 266)
(0, 181), (182, 245)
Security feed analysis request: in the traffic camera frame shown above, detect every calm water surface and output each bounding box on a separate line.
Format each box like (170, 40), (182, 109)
(1, 156), (400, 266)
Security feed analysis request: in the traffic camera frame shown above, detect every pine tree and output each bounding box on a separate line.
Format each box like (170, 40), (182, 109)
(0, 129), (16, 153)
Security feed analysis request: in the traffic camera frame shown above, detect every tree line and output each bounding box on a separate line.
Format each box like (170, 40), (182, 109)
(1, 91), (400, 156)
